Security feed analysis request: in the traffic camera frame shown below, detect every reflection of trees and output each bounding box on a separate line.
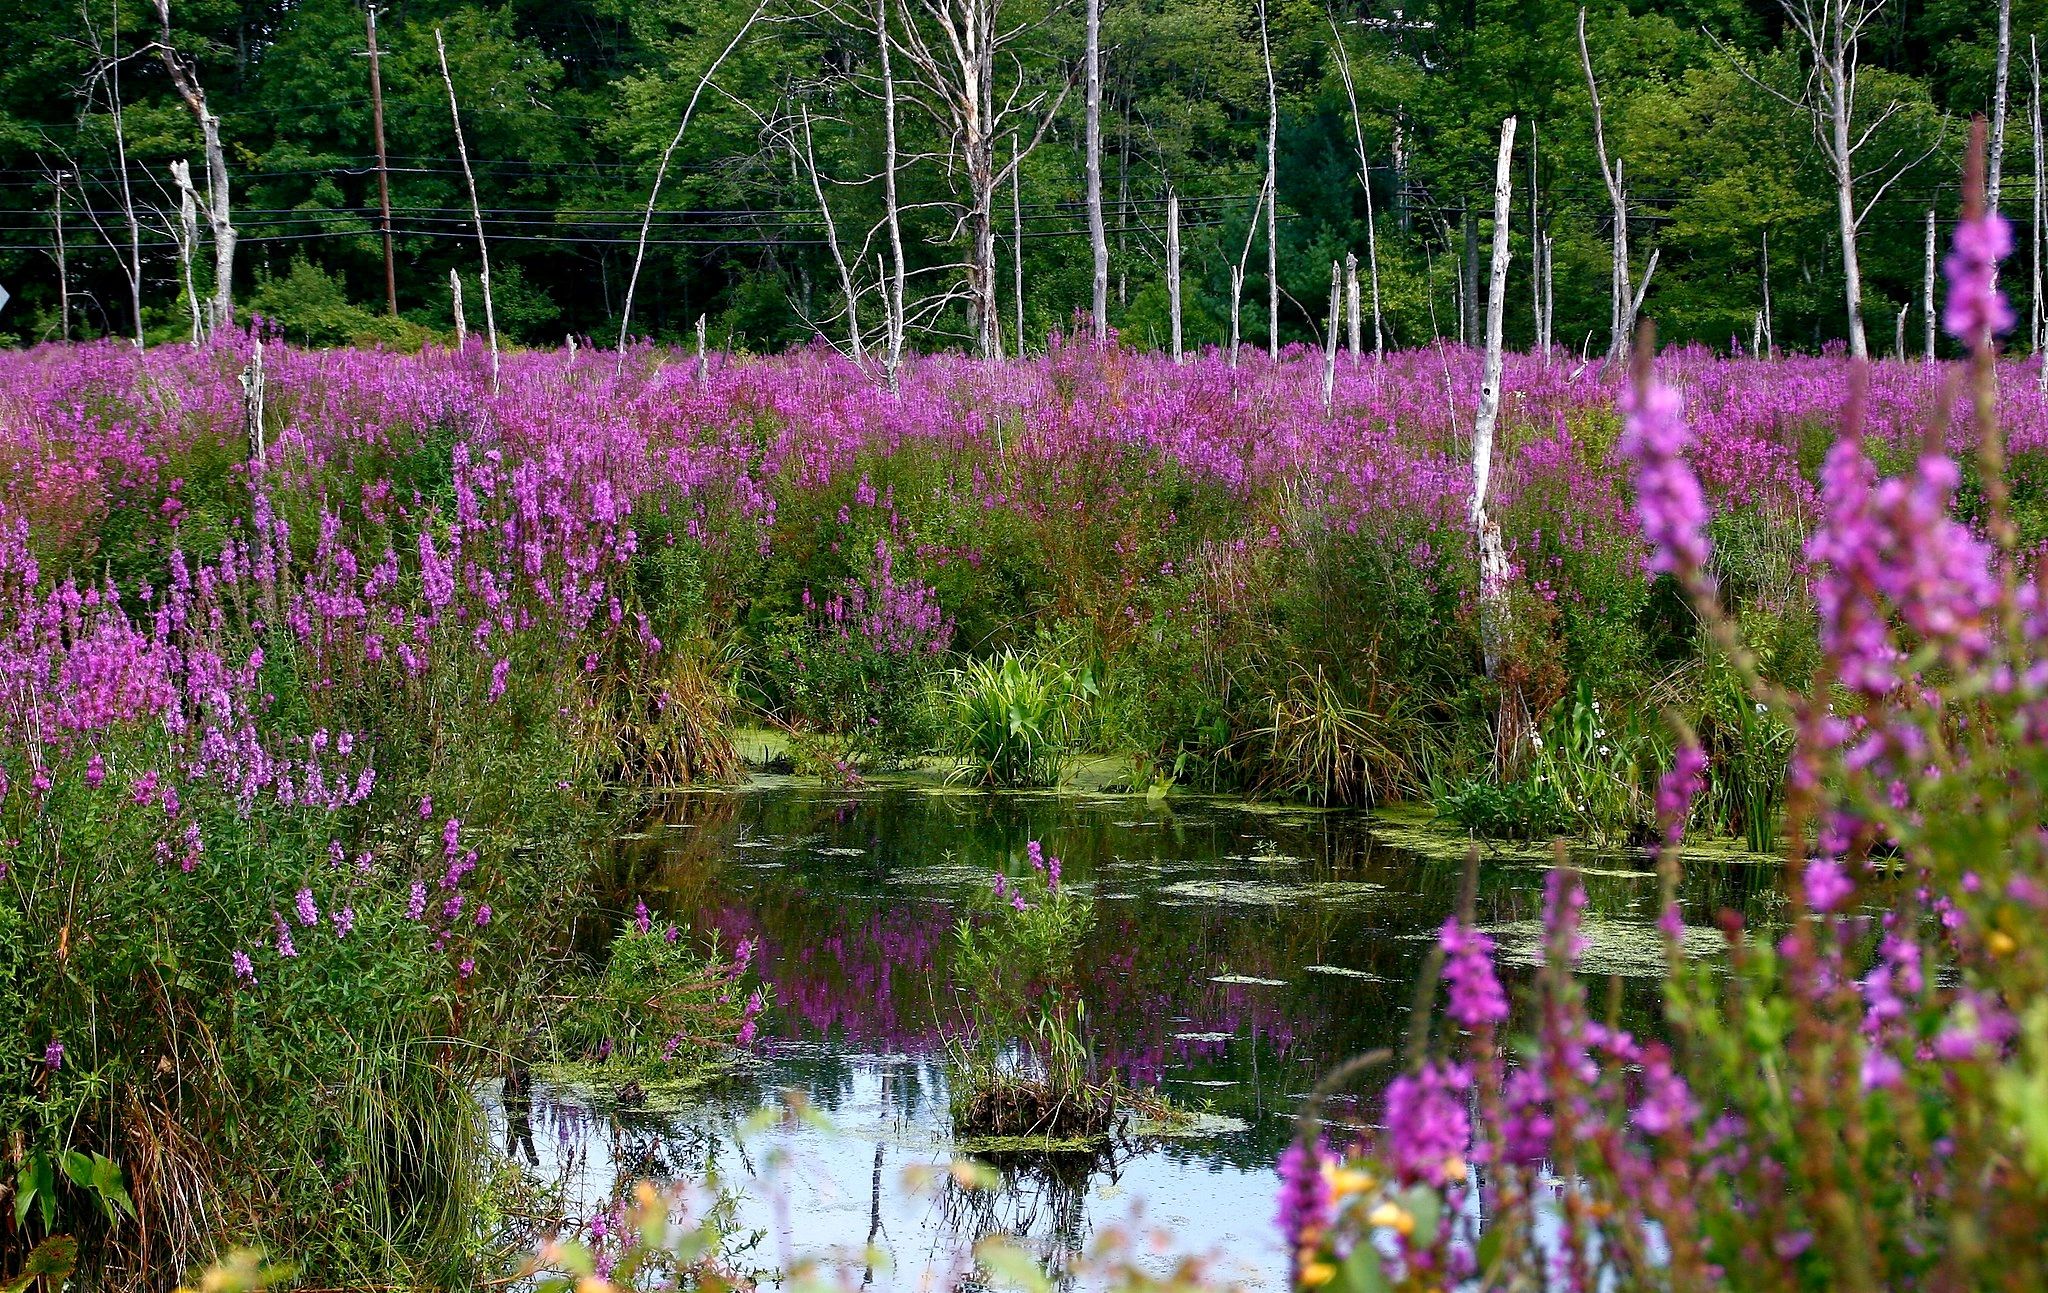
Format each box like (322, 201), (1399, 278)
(938, 1148), (1112, 1287)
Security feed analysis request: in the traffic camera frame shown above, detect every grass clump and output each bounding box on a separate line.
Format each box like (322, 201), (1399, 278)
(947, 649), (1093, 788)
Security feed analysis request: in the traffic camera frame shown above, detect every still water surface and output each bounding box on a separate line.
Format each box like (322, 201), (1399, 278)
(483, 779), (1773, 1287)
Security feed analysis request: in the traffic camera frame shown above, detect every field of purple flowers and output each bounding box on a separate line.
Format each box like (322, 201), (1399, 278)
(8, 156), (2048, 1285)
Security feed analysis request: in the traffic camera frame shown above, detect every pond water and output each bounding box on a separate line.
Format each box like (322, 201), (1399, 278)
(483, 779), (1778, 1288)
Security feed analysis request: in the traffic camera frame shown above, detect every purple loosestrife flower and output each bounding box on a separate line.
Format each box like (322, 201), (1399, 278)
(634, 898), (651, 935)
(1382, 1062), (1473, 1185)
(43, 1040), (63, 1072)
(1275, 1138), (1333, 1278)
(273, 911), (298, 959)
(231, 950), (256, 984)
(332, 907), (355, 938)
(1439, 918), (1509, 1028)
(475, 904), (492, 927)
(1943, 210), (2016, 349)
(1803, 859), (1854, 913)
(295, 887), (319, 927)
(406, 881), (428, 921)
(1617, 364), (1713, 585)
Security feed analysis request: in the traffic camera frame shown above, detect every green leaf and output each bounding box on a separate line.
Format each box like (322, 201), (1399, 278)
(58, 1151), (93, 1189)
(1400, 1184), (1444, 1247)
(24, 1235), (79, 1280)
(1339, 1240), (1391, 1293)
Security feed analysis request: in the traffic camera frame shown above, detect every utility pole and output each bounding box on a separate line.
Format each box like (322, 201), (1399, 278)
(366, 4), (397, 316)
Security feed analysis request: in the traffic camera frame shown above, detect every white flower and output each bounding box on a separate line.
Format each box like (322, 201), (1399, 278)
(1530, 735), (1544, 750)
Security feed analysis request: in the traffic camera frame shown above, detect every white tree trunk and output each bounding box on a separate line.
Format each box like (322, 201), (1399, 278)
(1322, 260), (1340, 408)
(154, 1), (235, 331)
(1579, 8), (1631, 362)
(1167, 191), (1183, 363)
(795, 107), (864, 365)
(1925, 208), (1937, 362)
(451, 268), (467, 346)
(1260, 0), (1279, 359)
(1013, 133), (1027, 355)
(2032, 38), (2043, 359)
(1991, 0), (2012, 212)
(1346, 252), (1361, 361)
(1085, 0), (1107, 338)
(438, 28), (499, 391)
(880, 0), (907, 382)
(1473, 117), (1517, 680)
(171, 161), (202, 346)
(617, 0), (768, 356)
(1327, 14), (1384, 358)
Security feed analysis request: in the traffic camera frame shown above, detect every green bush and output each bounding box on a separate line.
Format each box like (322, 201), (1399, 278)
(948, 649), (1091, 787)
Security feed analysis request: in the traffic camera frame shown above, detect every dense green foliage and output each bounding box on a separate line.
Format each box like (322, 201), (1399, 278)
(0, 0), (2027, 354)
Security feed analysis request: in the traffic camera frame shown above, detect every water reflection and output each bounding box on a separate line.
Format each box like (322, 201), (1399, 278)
(512, 781), (1777, 1288)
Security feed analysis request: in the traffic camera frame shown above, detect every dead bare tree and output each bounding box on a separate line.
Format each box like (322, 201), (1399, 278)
(617, 0), (773, 357)
(1258, 0), (1280, 359)
(1991, 0), (2012, 211)
(436, 27), (499, 392)
(80, 0), (145, 348)
(150, 0), (234, 332)
(892, 0), (1073, 358)
(1167, 189), (1183, 362)
(1579, 8), (1639, 362)
(1924, 208), (1936, 362)
(1737, 0), (1944, 359)
(50, 169), (70, 342)
(168, 160), (201, 345)
(1328, 11), (1385, 359)
(1473, 117), (1517, 682)
(2032, 37), (2043, 362)
(785, 104), (869, 364)
(1085, 0), (1107, 338)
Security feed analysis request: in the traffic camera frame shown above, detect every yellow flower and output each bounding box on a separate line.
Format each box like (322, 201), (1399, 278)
(1325, 1166), (1377, 1198)
(1300, 1261), (1338, 1287)
(1988, 930), (2018, 957)
(1368, 1202), (1416, 1236)
(1441, 1157), (1468, 1183)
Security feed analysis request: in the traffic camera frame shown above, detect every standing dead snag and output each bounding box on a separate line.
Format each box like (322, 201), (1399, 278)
(50, 169), (70, 343)
(436, 27), (499, 393)
(1924, 209), (1936, 362)
(1259, 0), (1279, 359)
(617, 0), (771, 358)
(1757, 0), (1942, 359)
(1167, 191), (1183, 363)
(1472, 117), (1517, 683)
(1991, 0), (2012, 213)
(170, 160), (202, 346)
(893, 0), (1072, 359)
(1329, 13), (1384, 359)
(1322, 260), (1340, 408)
(451, 268), (468, 347)
(152, 0), (235, 333)
(1579, 8), (1635, 363)
(788, 105), (866, 366)
(1085, 0), (1107, 339)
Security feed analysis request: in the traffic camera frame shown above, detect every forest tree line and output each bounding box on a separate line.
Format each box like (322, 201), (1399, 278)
(0, 0), (2037, 357)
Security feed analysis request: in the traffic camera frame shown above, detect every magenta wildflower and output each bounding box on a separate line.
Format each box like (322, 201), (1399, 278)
(1275, 1138), (1333, 1277)
(1656, 743), (1709, 846)
(1804, 859), (1854, 913)
(1617, 363), (1712, 584)
(634, 898), (650, 935)
(43, 1040), (63, 1072)
(474, 904), (492, 926)
(1942, 210), (2015, 349)
(295, 887), (319, 927)
(406, 881), (428, 920)
(273, 911), (298, 959)
(231, 950), (256, 984)
(1382, 1061), (1473, 1185)
(332, 906), (356, 938)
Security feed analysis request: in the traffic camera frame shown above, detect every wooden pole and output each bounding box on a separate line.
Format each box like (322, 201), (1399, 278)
(368, 5), (397, 316)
